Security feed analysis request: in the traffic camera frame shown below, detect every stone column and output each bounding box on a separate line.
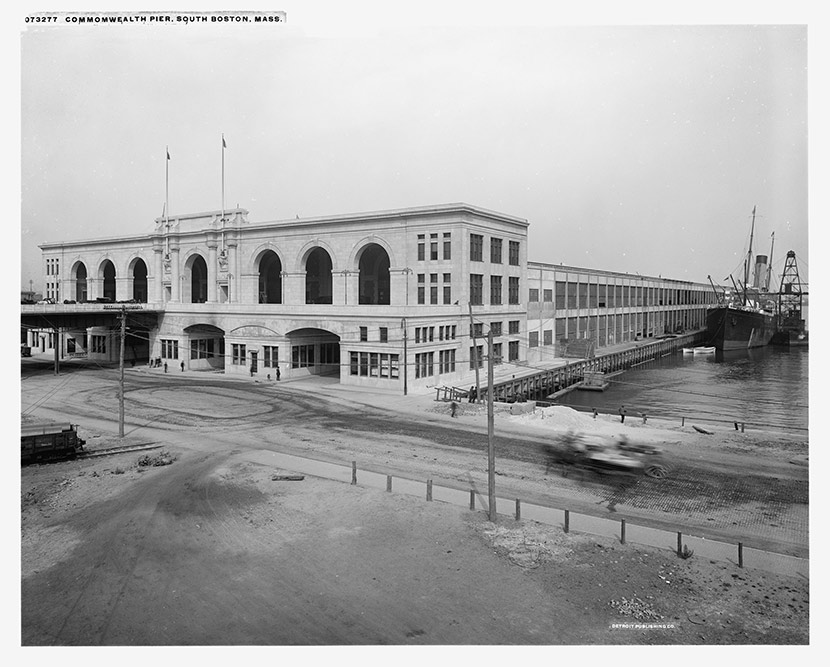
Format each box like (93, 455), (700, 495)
(226, 238), (238, 303)
(207, 235), (218, 303)
(153, 246), (164, 303)
(170, 243), (181, 303)
(389, 267), (411, 306)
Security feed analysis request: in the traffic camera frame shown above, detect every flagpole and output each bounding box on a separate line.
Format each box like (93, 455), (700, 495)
(221, 133), (226, 251)
(165, 146), (170, 255)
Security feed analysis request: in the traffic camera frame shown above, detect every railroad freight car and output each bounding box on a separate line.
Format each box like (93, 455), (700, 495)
(21, 422), (86, 463)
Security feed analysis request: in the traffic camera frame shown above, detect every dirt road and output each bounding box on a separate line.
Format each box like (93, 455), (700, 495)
(20, 364), (809, 644)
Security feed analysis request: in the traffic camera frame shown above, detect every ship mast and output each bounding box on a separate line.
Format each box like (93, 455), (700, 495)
(744, 205), (756, 288)
(765, 232), (775, 291)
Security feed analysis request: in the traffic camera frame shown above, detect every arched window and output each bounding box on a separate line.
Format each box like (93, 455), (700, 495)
(358, 244), (391, 305)
(101, 260), (116, 301)
(74, 263), (88, 302)
(190, 255), (208, 303)
(305, 248), (332, 304)
(258, 251), (282, 304)
(132, 259), (148, 303)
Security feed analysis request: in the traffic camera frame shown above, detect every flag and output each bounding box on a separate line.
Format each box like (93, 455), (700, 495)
(222, 135), (227, 149)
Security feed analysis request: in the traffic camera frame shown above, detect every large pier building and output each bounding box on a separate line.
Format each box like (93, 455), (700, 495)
(26, 203), (716, 391)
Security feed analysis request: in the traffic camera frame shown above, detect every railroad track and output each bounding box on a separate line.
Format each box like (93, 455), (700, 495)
(80, 442), (162, 459)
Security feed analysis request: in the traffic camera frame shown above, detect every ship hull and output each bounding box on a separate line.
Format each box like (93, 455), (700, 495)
(706, 307), (777, 350)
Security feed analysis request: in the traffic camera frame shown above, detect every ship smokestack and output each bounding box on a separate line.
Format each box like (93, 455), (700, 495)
(753, 254), (768, 289)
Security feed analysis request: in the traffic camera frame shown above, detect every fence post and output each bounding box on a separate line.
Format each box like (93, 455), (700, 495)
(738, 542), (744, 568)
(386, 475), (392, 492)
(469, 489), (475, 510)
(515, 499), (521, 521)
(351, 461), (357, 485)
(676, 531), (683, 557)
(426, 479), (433, 501)
(681, 416), (685, 427)
(620, 518), (626, 544)
(564, 509), (570, 533)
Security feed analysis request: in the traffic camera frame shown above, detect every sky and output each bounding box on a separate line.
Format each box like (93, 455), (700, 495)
(14, 2), (817, 292)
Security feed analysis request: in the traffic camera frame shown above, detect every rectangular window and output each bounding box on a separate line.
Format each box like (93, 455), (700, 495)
(319, 343), (339, 366)
(509, 320), (520, 334)
(529, 288), (539, 302)
(430, 273), (438, 304)
(292, 344), (315, 368)
(417, 234), (425, 261)
(360, 326), (368, 342)
(508, 277), (520, 305)
(469, 322), (484, 339)
(490, 237), (503, 264)
(509, 240), (520, 265)
(161, 339), (179, 359)
(509, 340), (519, 361)
(91, 335), (106, 354)
(543, 329), (553, 346)
(469, 344), (483, 370)
(470, 234), (484, 262)
(442, 273), (452, 304)
(438, 349), (456, 374)
(492, 342), (502, 365)
(379, 327), (388, 343)
(430, 234), (439, 261)
(417, 273), (425, 305)
(415, 352), (434, 379)
(232, 343), (246, 365)
(529, 331), (539, 348)
(491, 321), (502, 337)
(190, 339), (212, 360)
(543, 289), (553, 302)
(264, 345), (279, 367)
(443, 233), (452, 260)
(470, 274), (483, 306)
(490, 275), (502, 305)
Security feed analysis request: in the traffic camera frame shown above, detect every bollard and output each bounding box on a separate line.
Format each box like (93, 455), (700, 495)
(681, 417), (685, 427)
(386, 475), (392, 492)
(351, 461), (357, 485)
(738, 542), (744, 568)
(734, 422), (739, 431)
(676, 531), (683, 557)
(741, 423), (745, 433)
(469, 489), (475, 510)
(620, 518), (626, 544)
(515, 499), (521, 521)
(426, 479), (433, 501)
(564, 509), (570, 533)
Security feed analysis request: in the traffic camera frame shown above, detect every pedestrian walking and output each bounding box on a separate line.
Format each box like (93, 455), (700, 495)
(619, 405), (626, 423)
(468, 386), (476, 403)
(180, 361), (185, 372)
(592, 407), (598, 419)
(163, 362), (168, 373)
(642, 412), (648, 425)
(450, 401), (458, 418)
(276, 366), (281, 381)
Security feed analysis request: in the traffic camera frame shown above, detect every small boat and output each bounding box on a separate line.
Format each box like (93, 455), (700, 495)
(693, 346), (716, 355)
(682, 347), (694, 354)
(577, 371), (610, 391)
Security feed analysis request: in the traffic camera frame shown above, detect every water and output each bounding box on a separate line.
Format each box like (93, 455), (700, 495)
(556, 346), (809, 435)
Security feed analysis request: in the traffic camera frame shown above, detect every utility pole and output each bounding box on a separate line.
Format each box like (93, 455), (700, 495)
(53, 326), (60, 376)
(468, 303), (480, 401)
(486, 327), (496, 522)
(401, 317), (408, 396)
(118, 305), (126, 438)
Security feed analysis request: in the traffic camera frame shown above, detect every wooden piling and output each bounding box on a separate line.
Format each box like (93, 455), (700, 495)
(426, 479), (433, 501)
(620, 518), (626, 544)
(676, 531), (682, 557)
(564, 509), (570, 533)
(351, 461), (357, 485)
(469, 489), (475, 510)
(738, 542), (744, 568)
(515, 499), (521, 521)
(386, 475), (392, 492)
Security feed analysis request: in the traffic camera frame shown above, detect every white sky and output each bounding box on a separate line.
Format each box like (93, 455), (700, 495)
(14, 2), (818, 291)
